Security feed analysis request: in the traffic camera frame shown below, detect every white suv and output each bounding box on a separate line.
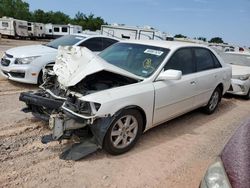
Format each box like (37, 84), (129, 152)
(0, 34), (119, 84)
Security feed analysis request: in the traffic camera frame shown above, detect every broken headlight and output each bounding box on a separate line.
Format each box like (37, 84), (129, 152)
(64, 95), (101, 116)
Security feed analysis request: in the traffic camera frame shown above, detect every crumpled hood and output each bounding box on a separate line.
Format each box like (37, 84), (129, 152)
(54, 46), (143, 87)
(6, 45), (57, 58)
(231, 64), (250, 76)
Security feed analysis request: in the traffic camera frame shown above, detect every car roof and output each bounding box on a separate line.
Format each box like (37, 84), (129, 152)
(120, 40), (209, 50)
(69, 33), (120, 41)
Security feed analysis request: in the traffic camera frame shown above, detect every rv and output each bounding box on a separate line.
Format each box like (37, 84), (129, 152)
(0, 17), (28, 38)
(45, 23), (82, 39)
(27, 22), (45, 38)
(101, 24), (173, 41)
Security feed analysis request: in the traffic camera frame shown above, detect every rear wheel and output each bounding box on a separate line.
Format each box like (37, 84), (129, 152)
(103, 109), (143, 155)
(203, 87), (222, 114)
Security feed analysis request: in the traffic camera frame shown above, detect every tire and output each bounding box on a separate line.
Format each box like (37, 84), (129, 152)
(244, 88), (250, 100)
(203, 87), (222, 114)
(37, 70), (43, 85)
(103, 109), (143, 155)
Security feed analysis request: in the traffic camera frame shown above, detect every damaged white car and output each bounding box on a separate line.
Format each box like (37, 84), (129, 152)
(227, 63), (250, 99)
(20, 41), (232, 160)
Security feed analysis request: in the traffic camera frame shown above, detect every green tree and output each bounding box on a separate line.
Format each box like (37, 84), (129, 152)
(0, 1), (107, 30)
(198, 37), (207, 42)
(46, 11), (71, 24)
(209, 37), (224, 43)
(72, 12), (106, 30)
(31, 9), (47, 23)
(0, 0), (31, 20)
(31, 10), (71, 24)
(174, 34), (187, 38)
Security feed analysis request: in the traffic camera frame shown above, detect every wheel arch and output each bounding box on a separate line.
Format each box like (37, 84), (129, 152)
(37, 61), (55, 84)
(114, 105), (147, 132)
(216, 83), (224, 97)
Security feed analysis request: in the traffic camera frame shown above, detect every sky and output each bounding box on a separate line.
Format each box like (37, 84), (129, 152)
(25, 0), (250, 47)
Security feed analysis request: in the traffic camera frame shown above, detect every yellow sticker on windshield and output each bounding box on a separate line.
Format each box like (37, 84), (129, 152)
(143, 58), (152, 68)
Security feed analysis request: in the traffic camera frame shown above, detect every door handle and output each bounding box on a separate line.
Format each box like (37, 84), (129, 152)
(190, 81), (196, 85)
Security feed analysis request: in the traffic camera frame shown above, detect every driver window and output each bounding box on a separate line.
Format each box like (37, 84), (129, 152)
(164, 48), (195, 75)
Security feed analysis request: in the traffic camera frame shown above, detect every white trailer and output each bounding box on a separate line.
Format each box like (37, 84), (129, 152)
(27, 22), (45, 38)
(45, 23), (82, 38)
(0, 17), (28, 38)
(101, 24), (173, 41)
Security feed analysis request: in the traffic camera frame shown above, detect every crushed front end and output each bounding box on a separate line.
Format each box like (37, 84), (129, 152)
(19, 69), (67, 121)
(20, 46), (140, 160)
(42, 93), (114, 161)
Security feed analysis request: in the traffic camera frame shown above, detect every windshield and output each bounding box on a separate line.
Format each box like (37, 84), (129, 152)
(99, 43), (169, 78)
(46, 35), (85, 49)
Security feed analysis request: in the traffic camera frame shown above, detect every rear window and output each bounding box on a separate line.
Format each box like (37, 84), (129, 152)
(46, 35), (85, 49)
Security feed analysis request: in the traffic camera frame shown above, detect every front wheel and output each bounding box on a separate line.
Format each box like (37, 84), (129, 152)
(37, 70), (44, 85)
(203, 87), (222, 114)
(103, 109), (143, 155)
(244, 88), (250, 100)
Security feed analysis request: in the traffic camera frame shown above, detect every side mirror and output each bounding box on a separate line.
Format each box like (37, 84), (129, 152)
(156, 69), (182, 81)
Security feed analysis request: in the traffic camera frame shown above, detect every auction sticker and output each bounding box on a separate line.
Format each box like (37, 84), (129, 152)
(144, 49), (164, 56)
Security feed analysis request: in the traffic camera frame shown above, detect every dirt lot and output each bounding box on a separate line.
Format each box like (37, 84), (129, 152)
(0, 39), (250, 188)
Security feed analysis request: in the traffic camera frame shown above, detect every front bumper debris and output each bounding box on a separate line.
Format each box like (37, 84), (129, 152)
(41, 113), (114, 160)
(60, 138), (99, 160)
(20, 91), (64, 109)
(19, 91), (64, 121)
(48, 114), (87, 140)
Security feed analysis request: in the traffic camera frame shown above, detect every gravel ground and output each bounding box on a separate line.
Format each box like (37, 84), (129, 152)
(0, 39), (249, 188)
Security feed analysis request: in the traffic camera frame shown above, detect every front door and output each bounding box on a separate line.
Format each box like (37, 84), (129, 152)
(152, 47), (197, 125)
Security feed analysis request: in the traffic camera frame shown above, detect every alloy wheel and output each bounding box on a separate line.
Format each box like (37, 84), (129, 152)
(110, 115), (138, 149)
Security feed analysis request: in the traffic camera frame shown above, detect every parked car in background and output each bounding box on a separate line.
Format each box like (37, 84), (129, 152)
(227, 63), (250, 99)
(20, 40), (231, 160)
(0, 34), (119, 84)
(200, 118), (250, 188)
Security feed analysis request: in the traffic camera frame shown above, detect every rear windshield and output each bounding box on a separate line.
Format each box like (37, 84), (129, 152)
(46, 35), (85, 49)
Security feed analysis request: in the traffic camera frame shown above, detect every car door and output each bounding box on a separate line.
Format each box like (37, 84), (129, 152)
(192, 47), (223, 107)
(153, 48), (198, 126)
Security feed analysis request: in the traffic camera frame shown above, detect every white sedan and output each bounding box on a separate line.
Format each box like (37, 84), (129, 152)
(21, 40), (232, 159)
(0, 34), (119, 84)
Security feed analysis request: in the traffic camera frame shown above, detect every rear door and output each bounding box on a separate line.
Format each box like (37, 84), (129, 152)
(192, 47), (223, 107)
